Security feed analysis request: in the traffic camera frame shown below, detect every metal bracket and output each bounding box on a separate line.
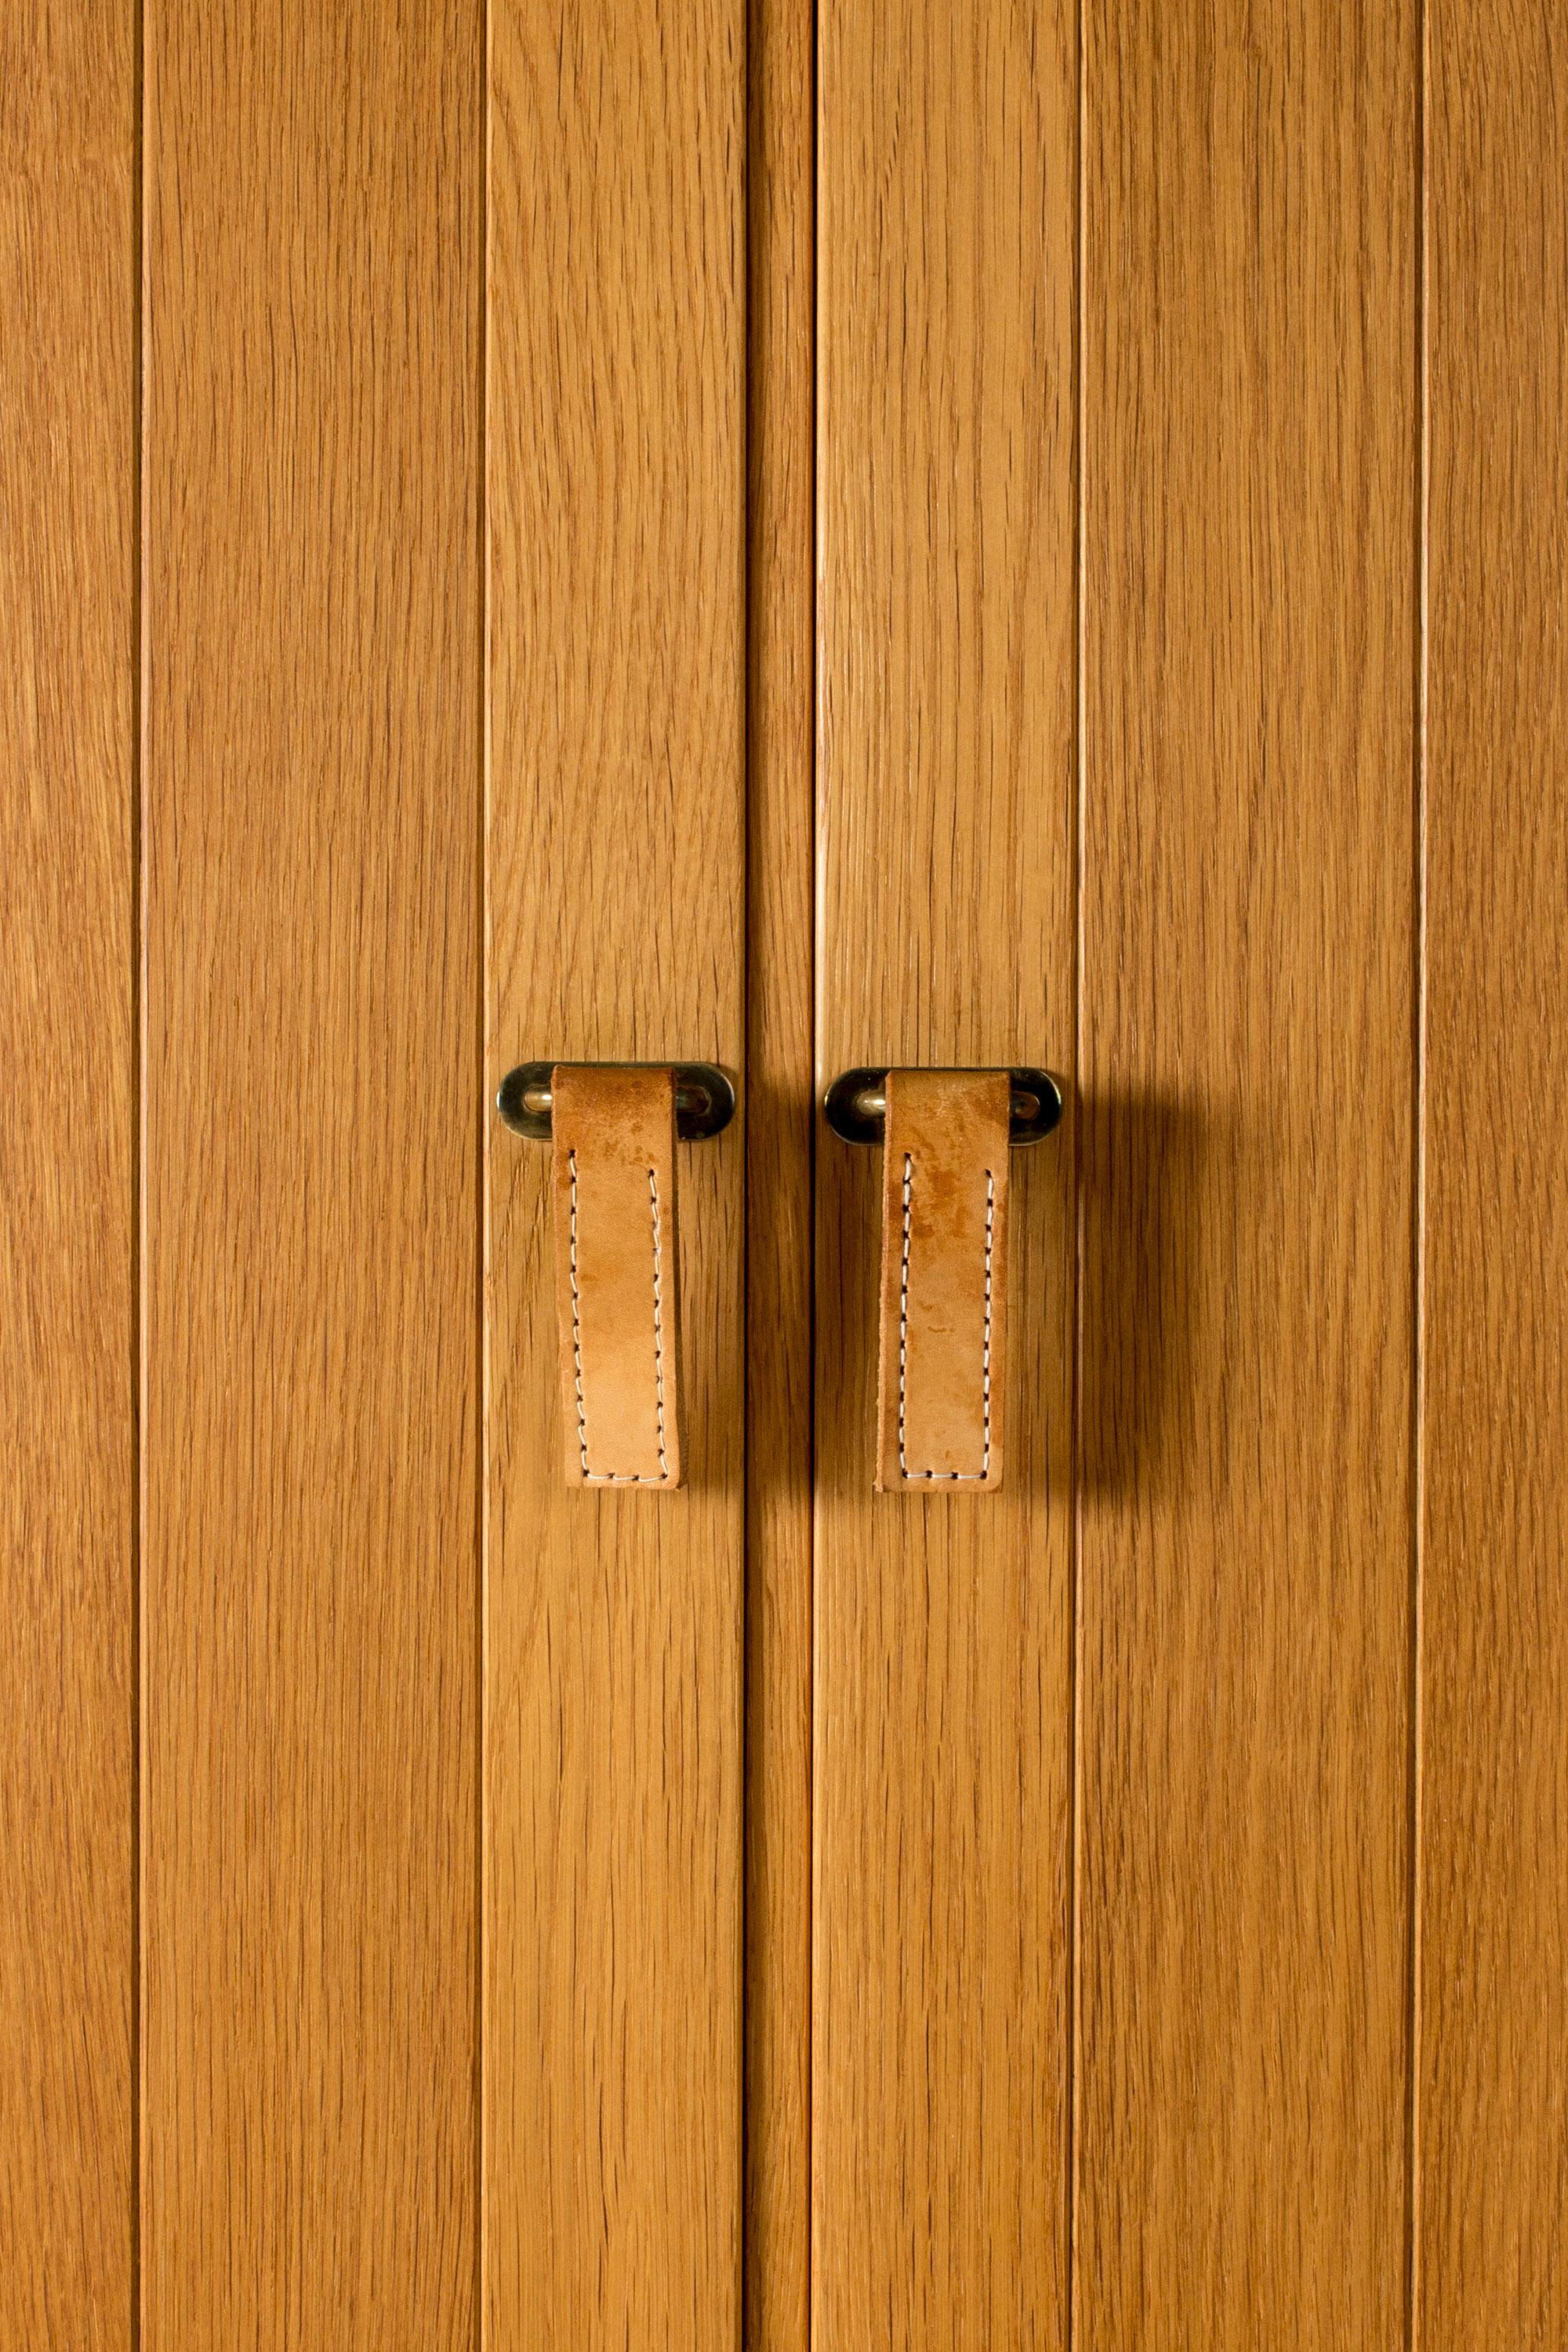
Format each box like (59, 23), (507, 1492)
(495, 1060), (735, 1143)
(823, 1065), (1063, 1147)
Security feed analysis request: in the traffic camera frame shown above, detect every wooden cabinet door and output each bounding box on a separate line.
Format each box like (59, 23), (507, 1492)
(812, 4), (1568, 2348)
(3, 4), (1565, 2350)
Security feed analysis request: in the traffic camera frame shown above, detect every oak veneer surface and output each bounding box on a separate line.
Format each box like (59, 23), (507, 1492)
(0, 3), (136, 2343)
(1421, 5), (1568, 2342)
(1078, 4), (1418, 2345)
(141, 1), (483, 2340)
(13, 4), (1568, 2343)
(745, 0), (815, 2345)
(815, 2), (1079, 2344)
(485, 2), (746, 2343)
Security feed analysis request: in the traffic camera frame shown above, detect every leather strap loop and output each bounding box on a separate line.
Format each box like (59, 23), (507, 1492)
(550, 1065), (683, 1489)
(876, 1069), (1010, 1493)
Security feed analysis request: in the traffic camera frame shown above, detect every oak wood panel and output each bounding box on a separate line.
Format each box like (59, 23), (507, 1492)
(1077, 6), (1418, 2344)
(0, 5), (136, 2341)
(1421, 5), (1568, 2339)
(814, 2), (1078, 2343)
(485, 2), (746, 2343)
(141, 3), (482, 2339)
(745, 0), (815, 2343)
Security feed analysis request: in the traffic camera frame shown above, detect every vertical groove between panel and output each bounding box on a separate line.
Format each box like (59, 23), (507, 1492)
(810, 0), (822, 2323)
(745, 0), (816, 2337)
(1405, 5), (1430, 2347)
(742, 2), (758, 2305)
(808, 0), (821, 2317)
(1067, 0), (1086, 2341)
(809, 0), (818, 2315)
(742, 8), (753, 2328)
(809, 5), (826, 2299)
(742, 12), (752, 2325)
(477, 0), (492, 2339)
(134, 0), (147, 2334)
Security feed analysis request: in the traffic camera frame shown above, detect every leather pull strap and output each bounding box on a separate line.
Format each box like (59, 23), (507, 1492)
(551, 1065), (682, 1489)
(876, 1069), (1010, 1493)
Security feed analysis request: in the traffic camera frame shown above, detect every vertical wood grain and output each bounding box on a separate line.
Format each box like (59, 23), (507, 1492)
(746, 0), (815, 2344)
(1077, 5), (1418, 2344)
(1421, 5), (1568, 2340)
(485, 3), (746, 2343)
(814, 2), (1078, 2343)
(141, 2), (482, 2339)
(0, 4), (136, 2342)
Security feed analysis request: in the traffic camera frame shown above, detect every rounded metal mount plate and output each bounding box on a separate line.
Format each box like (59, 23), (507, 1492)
(495, 1061), (736, 1143)
(823, 1065), (1064, 1147)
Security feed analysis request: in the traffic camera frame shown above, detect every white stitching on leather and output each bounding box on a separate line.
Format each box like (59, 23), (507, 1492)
(567, 1149), (591, 1478)
(649, 1167), (670, 1479)
(568, 1147), (671, 1486)
(898, 1152), (994, 1483)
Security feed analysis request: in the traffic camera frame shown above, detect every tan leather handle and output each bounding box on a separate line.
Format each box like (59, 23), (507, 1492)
(876, 1069), (1011, 1493)
(550, 1064), (682, 1488)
